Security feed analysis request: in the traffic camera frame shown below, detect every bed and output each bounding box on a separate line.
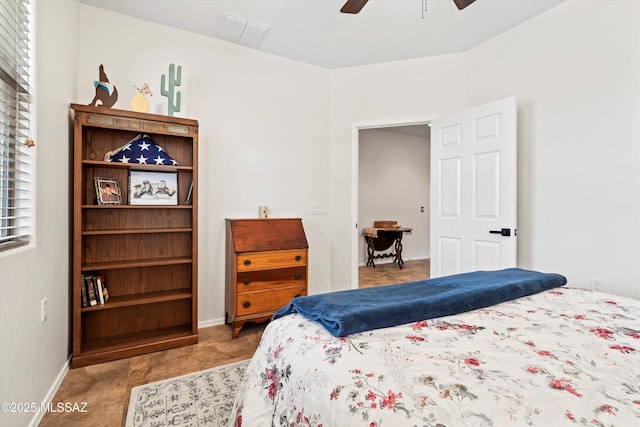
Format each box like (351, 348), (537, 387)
(229, 270), (640, 426)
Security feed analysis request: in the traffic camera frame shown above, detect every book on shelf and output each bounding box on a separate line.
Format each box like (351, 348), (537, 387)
(81, 274), (109, 307)
(184, 180), (193, 205)
(80, 274), (88, 307)
(85, 275), (97, 306)
(96, 276), (105, 304)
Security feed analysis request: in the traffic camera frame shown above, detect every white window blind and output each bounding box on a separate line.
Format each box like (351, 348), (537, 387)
(0, 0), (32, 251)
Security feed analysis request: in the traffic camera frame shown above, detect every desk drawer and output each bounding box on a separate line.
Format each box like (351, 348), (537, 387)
(236, 286), (305, 316)
(237, 249), (306, 272)
(237, 267), (306, 293)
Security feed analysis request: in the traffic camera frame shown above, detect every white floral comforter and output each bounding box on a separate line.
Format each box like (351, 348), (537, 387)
(230, 287), (640, 426)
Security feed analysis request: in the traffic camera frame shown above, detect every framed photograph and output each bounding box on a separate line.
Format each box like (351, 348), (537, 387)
(94, 177), (122, 205)
(129, 170), (178, 205)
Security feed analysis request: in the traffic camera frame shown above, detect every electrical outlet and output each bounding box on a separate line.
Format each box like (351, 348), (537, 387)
(591, 277), (604, 293)
(41, 298), (48, 323)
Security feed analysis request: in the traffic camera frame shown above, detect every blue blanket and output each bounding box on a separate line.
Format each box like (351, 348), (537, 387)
(272, 268), (567, 337)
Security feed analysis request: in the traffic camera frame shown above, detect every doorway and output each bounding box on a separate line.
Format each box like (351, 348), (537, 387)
(356, 123), (431, 288)
(351, 97), (518, 289)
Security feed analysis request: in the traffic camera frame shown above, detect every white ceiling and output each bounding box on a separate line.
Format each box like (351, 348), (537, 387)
(79, 0), (565, 69)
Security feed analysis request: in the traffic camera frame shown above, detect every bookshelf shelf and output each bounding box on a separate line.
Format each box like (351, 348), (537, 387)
(82, 159), (193, 172)
(81, 256), (193, 272)
(82, 204), (193, 209)
(71, 104), (198, 368)
(81, 289), (193, 312)
(82, 227), (193, 236)
(74, 325), (196, 366)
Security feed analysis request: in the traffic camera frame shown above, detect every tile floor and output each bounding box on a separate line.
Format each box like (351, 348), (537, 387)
(38, 259), (429, 426)
(359, 258), (430, 288)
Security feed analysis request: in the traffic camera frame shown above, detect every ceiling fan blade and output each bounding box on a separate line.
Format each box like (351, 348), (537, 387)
(453, 0), (477, 10)
(341, 0), (369, 14)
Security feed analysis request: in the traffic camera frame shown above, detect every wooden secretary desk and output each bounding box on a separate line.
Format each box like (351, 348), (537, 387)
(225, 218), (308, 338)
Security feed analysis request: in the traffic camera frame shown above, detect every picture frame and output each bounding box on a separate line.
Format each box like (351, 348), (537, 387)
(129, 170), (178, 205)
(94, 177), (122, 205)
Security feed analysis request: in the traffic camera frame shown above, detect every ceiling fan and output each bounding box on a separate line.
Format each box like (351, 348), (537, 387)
(341, 0), (477, 14)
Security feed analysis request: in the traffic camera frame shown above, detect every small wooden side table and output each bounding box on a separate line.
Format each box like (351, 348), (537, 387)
(363, 227), (412, 269)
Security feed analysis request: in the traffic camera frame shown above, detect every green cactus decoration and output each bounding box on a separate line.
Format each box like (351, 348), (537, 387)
(161, 63), (182, 116)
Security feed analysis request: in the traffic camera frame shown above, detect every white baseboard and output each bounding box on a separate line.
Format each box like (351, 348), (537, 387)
(28, 356), (70, 427)
(198, 317), (226, 329)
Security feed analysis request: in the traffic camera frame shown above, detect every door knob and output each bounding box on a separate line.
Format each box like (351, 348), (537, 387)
(489, 228), (511, 237)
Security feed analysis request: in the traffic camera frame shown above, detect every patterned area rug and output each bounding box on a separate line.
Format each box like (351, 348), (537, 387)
(125, 359), (249, 427)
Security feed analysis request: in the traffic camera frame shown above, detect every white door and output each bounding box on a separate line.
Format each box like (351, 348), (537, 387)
(430, 96), (517, 277)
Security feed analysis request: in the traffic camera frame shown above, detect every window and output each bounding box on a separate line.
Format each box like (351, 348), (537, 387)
(0, 0), (32, 252)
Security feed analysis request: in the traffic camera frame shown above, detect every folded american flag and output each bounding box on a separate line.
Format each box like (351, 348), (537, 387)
(104, 134), (178, 166)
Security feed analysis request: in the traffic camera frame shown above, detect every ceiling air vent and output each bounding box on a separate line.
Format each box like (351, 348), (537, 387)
(219, 12), (270, 49)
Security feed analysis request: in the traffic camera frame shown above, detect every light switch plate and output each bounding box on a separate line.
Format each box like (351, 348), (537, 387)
(311, 204), (327, 215)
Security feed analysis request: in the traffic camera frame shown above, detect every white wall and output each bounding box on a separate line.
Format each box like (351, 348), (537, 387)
(358, 128), (430, 265)
(463, 0), (640, 298)
(329, 0), (640, 298)
(0, 1), (79, 426)
(74, 5), (333, 326)
(330, 54), (467, 291)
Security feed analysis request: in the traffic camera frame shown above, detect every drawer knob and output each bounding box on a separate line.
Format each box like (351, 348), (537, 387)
(244, 260), (251, 266)
(295, 255), (302, 261)
(243, 279), (251, 286)
(243, 301), (251, 308)
(294, 274), (301, 280)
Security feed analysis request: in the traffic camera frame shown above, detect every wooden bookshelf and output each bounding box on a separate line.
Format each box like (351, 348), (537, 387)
(70, 104), (198, 368)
